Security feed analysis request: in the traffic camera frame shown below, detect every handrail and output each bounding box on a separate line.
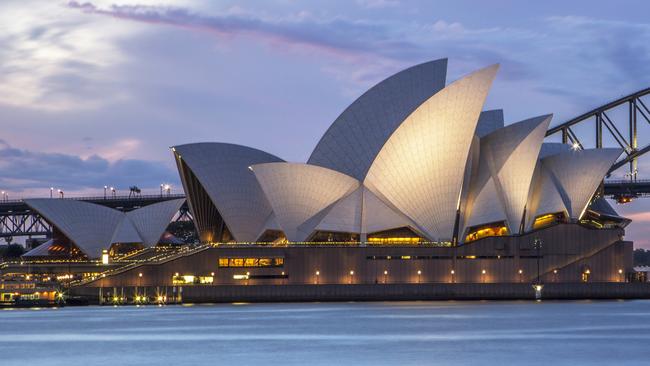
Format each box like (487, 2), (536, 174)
(0, 193), (186, 204)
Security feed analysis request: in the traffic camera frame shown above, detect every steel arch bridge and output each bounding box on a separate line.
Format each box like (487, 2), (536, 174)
(546, 87), (650, 179)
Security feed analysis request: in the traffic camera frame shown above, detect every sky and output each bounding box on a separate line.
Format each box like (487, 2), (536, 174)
(1, 0), (650, 246)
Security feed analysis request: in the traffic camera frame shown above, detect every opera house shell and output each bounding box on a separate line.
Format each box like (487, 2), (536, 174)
(16, 58), (633, 296)
(23, 198), (185, 259)
(173, 59), (624, 246)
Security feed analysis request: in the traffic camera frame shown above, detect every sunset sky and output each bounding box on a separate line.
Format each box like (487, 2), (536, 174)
(1, 0), (650, 246)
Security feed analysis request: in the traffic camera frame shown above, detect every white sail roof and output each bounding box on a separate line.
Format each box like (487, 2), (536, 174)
(24, 198), (185, 258)
(462, 115), (552, 235)
(364, 64), (499, 241)
(315, 186), (363, 234)
(172, 143), (284, 242)
(25, 199), (126, 258)
(110, 216), (143, 245)
(251, 163), (360, 242)
(541, 148), (622, 219)
(127, 198), (186, 246)
(308, 59), (447, 181)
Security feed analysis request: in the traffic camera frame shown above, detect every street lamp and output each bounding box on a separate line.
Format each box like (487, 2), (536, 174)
(618, 268), (624, 282)
(481, 269), (486, 283)
(383, 270), (388, 284)
(50, 187), (54, 198)
(417, 270), (422, 283)
(315, 270), (320, 284)
(450, 269), (455, 283)
(164, 184), (171, 196)
(110, 187), (116, 198)
(160, 183), (164, 196)
(104, 185), (108, 199)
(349, 270), (354, 284)
(518, 269), (523, 283)
(533, 238), (542, 286)
(58, 189), (64, 199)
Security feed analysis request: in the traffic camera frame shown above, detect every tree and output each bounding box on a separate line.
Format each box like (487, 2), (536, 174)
(0, 244), (25, 259)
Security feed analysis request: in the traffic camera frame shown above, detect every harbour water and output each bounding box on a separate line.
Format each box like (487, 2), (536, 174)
(1, 300), (649, 365)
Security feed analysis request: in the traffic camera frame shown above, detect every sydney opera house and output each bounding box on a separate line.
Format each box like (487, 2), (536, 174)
(12, 59), (635, 298)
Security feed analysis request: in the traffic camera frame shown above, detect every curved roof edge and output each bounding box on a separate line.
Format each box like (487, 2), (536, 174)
(308, 59), (448, 181)
(127, 198), (186, 246)
(365, 64), (499, 241)
(251, 162), (360, 242)
(173, 142), (284, 242)
(24, 199), (125, 259)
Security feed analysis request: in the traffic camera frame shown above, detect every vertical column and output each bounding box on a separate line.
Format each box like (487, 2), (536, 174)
(630, 100), (638, 181)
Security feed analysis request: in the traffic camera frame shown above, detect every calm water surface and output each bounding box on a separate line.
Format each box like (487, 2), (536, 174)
(1, 300), (649, 365)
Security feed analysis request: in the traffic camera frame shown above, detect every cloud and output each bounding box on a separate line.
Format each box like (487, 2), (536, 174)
(0, 139), (179, 196)
(356, 0), (401, 9)
(0, 1), (132, 111)
(66, 1), (417, 63)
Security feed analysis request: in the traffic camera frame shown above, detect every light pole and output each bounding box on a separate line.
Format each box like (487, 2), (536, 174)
(383, 270), (388, 284)
(315, 270), (320, 284)
(518, 269), (523, 283)
(104, 185), (107, 199)
(450, 269), (455, 283)
(618, 268), (624, 282)
(110, 187), (116, 198)
(58, 189), (64, 199)
(160, 183), (163, 197)
(50, 187), (54, 198)
(533, 238), (542, 285)
(349, 270), (354, 284)
(481, 269), (486, 283)
(417, 270), (422, 284)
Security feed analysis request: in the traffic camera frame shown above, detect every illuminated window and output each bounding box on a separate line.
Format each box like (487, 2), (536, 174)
(172, 275), (196, 284)
(532, 212), (566, 230)
(367, 227), (424, 245)
(218, 257), (284, 268)
(198, 276), (213, 284)
(465, 222), (509, 242)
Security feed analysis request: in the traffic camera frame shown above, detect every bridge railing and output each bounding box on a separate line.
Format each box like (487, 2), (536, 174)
(0, 193), (186, 204)
(604, 179), (650, 185)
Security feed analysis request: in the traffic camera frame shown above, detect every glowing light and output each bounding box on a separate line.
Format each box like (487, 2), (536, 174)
(481, 269), (486, 274)
(138, 272), (143, 277)
(315, 271), (320, 276)
(384, 270), (388, 275)
(450, 270), (455, 275)
(571, 142), (580, 150)
(618, 269), (623, 274)
(518, 269), (523, 274)
(349, 270), (354, 275)
(417, 270), (422, 275)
